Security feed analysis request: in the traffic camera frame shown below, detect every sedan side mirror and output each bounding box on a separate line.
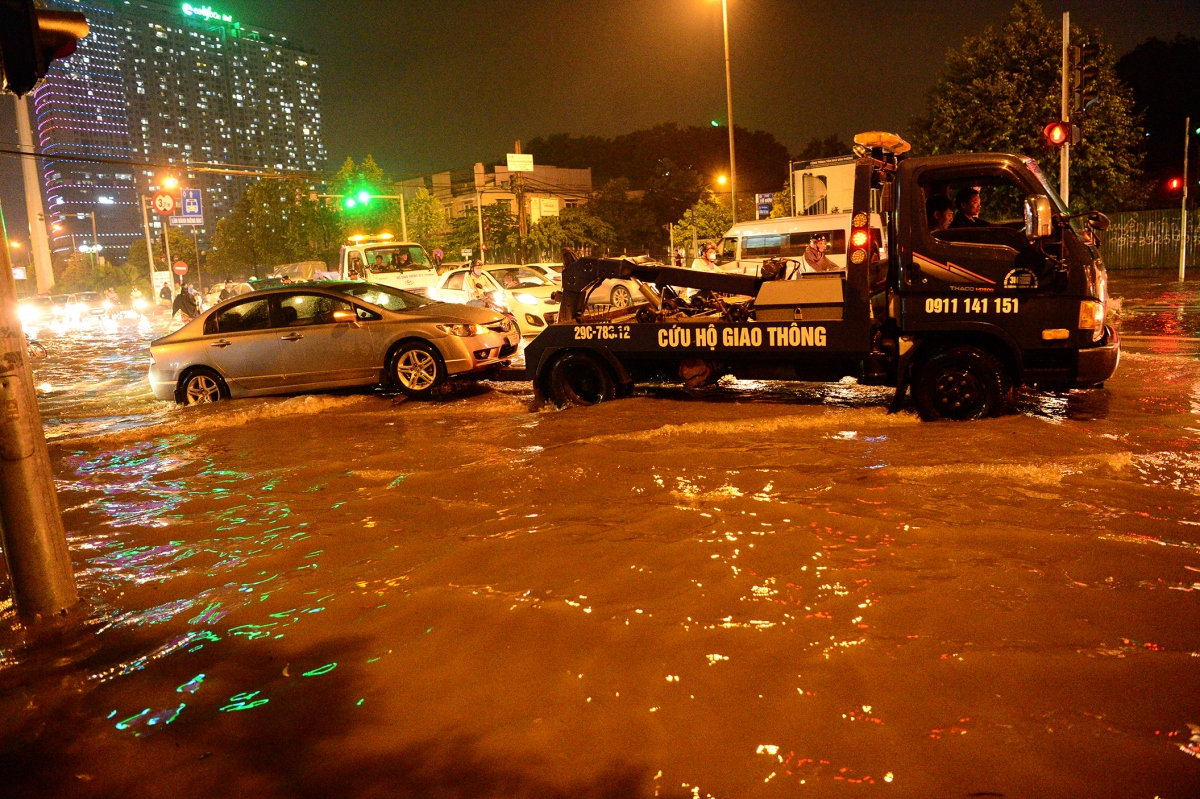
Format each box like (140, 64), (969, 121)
(1024, 195), (1053, 240)
(332, 309), (360, 326)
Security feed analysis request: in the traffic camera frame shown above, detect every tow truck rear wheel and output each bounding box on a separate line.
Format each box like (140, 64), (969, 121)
(546, 351), (616, 408)
(914, 345), (1007, 422)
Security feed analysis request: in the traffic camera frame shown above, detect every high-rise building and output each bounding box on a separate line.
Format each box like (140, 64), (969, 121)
(30, 0), (326, 261)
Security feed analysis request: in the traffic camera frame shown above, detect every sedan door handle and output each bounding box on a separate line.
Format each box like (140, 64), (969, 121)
(210, 339), (232, 348)
(280, 333), (304, 342)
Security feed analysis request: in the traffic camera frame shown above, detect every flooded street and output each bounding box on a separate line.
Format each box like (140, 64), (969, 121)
(1, 270), (1198, 798)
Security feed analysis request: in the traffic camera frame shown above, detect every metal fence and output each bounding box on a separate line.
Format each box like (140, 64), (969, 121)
(1099, 208), (1199, 270)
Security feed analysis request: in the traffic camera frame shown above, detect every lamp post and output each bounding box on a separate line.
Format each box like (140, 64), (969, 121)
(719, 0), (738, 224)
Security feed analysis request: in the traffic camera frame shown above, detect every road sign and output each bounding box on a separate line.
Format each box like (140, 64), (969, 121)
(152, 192), (176, 215)
(12, 267), (27, 281)
(171, 188), (204, 226)
(756, 192), (775, 220)
(460, 249), (473, 259)
(172, 261), (189, 276)
(506, 153), (534, 172)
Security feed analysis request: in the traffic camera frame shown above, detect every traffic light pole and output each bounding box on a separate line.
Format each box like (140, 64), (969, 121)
(1182, 116), (1190, 283)
(1060, 11), (1070, 207)
(139, 195), (159, 303)
(0, 198), (80, 625)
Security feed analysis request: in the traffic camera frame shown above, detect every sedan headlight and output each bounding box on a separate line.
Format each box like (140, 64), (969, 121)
(436, 323), (488, 337)
(514, 293), (539, 306)
(17, 306), (38, 327)
(102, 300), (114, 310)
(1078, 300), (1106, 342)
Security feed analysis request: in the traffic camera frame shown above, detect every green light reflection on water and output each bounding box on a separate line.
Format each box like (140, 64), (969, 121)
(302, 663), (337, 677)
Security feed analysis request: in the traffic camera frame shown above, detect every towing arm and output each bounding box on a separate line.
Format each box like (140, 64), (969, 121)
(557, 255), (763, 323)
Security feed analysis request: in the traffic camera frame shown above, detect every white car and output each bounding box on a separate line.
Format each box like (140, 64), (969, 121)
(527, 262), (641, 310)
(433, 265), (560, 336)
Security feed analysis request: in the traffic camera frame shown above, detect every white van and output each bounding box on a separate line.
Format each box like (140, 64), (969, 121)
(339, 235), (440, 297)
(714, 213), (888, 278)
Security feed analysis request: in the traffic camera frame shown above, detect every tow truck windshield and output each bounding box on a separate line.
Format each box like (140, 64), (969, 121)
(335, 282), (434, 311)
(364, 245), (433, 273)
(488, 267), (551, 289)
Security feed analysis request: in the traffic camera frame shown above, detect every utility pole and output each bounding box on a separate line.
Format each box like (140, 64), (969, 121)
(162, 222), (174, 298)
(0, 199), (80, 624)
(514, 140), (528, 265)
(1060, 11), (1071, 207)
(721, 0), (737, 224)
(399, 190), (408, 243)
(476, 191), (486, 265)
(191, 227), (202, 294)
(139, 196), (158, 303)
(1182, 116), (1191, 283)
(13, 96), (53, 295)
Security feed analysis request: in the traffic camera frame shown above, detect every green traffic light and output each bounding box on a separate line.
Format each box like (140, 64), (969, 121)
(344, 197), (357, 209)
(357, 190), (371, 204)
(711, 120), (719, 127)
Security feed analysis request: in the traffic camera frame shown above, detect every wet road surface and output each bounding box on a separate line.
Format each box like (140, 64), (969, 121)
(0, 271), (1198, 798)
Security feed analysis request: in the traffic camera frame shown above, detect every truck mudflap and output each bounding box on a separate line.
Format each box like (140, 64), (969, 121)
(1074, 326), (1120, 387)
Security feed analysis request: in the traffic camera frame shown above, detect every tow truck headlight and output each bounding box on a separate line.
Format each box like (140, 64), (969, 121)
(437, 323), (488, 337)
(17, 306), (38, 328)
(514, 293), (539, 306)
(1078, 300), (1105, 342)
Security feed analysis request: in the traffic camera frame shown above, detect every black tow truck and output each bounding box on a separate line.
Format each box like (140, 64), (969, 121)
(523, 133), (1120, 421)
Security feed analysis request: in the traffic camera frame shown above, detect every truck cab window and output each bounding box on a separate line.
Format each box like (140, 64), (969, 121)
(915, 170), (1048, 288)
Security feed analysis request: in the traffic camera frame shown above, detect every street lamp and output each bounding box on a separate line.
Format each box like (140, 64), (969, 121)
(712, 0), (738, 223)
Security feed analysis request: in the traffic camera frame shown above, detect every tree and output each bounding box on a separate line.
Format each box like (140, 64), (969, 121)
(673, 192), (732, 244)
(403, 187), (447, 251)
(124, 228), (197, 277)
(1117, 35), (1200, 202)
(526, 123), (790, 193)
(794, 134), (851, 162)
(207, 178), (337, 279)
(909, 0), (1144, 212)
(591, 178), (659, 255)
(527, 206), (615, 260)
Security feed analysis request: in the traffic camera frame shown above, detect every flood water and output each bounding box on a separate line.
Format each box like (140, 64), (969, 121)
(1, 270), (1198, 797)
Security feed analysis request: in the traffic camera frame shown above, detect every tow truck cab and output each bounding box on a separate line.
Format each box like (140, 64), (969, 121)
(339, 235), (440, 297)
(525, 133), (1119, 421)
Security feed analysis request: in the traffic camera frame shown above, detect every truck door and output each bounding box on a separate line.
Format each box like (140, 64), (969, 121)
(900, 161), (1063, 349)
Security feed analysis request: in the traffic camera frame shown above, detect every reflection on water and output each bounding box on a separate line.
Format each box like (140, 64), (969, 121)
(0, 270), (1197, 797)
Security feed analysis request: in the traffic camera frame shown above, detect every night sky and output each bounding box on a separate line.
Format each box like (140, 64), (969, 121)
(3, 0), (1200, 243)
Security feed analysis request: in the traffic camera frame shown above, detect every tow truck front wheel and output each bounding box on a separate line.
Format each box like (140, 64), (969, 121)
(546, 352), (616, 408)
(914, 346), (1007, 422)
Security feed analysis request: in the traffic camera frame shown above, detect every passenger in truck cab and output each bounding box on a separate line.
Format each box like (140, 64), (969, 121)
(950, 187), (990, 228)
(926, 195), (955, 232)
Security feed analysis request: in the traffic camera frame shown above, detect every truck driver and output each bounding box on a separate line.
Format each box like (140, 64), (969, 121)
(950, 187), (990, 228)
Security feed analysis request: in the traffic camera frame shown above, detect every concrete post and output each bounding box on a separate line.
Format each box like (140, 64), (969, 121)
(0, 199), (79, 624)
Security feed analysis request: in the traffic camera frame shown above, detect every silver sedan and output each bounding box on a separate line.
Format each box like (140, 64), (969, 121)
(149, 283), (520, 404)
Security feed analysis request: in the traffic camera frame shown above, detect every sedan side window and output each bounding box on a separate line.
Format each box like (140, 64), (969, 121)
(214, 298), (272, 334)
(276, 293), (353, 327)
(444, 272), (465, 291)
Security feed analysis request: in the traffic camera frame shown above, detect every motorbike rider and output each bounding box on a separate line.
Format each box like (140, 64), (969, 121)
(466, 260), (492, 307)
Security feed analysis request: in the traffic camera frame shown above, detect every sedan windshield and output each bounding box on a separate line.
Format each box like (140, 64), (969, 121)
(334, 282), (433, 311)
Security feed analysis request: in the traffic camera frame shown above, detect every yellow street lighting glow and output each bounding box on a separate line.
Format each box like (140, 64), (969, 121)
(9, 241), (21, 248)
(161, 176), (179, 188)
(717, 175), (727, 185)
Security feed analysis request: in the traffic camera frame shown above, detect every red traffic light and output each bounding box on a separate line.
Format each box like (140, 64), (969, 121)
(1168, 178), (1183, 191)
(1044, 122), (1069, 146)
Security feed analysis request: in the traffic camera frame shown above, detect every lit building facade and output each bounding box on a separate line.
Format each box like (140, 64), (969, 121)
(31, 0), (325, 259)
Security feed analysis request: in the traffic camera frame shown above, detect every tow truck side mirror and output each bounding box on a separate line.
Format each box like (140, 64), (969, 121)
(1087, 211), (1110, 232)
(1024, 195), (1053, 240)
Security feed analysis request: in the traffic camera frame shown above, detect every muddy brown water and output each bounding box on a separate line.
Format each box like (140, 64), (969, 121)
(1, 271), (1197, 797)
